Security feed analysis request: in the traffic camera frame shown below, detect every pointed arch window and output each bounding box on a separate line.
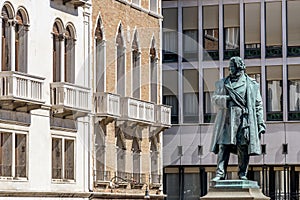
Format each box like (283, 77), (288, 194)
(64, 25), (75, 84)
(116, 25), (125, 96)
(95, 18), (105, 92)
(132, 137), (141, 183)
(15, 9), (29, 73)
(150, 38), (157, 103)
(95, 123), (106, 181)
(116, 126), (126, 179)
(132, 31), (140, 99)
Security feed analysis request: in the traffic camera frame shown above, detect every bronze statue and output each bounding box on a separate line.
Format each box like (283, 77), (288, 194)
(210, 57), (266, 181)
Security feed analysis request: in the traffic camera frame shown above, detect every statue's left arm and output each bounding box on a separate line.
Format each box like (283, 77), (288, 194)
(255, 87), (266, 135)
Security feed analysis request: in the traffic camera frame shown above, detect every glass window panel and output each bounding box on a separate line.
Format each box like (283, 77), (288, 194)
(163, 95), (178, 124)
(15, 134), (26, 178)
(165, 173), (180, 200)
(163, 70), (178, 95)
(288, 65), (300, 120)
(203, 6), (219, 60)
(266, 66), (283, 121)
(183, 173), (200, 199)
(287, 1), (300, 46)
(203, 6), (218, 29)
(224, 4), (239, 28)
(183, 69), (199, 123)
(183, 30), (198, 61)
(183, 7), (197, 30)
(183, 69), (198, 93)
(0, 132), (12, 177)
(266, 2), (282, 46)
(245, 3), (261, 44)
(52, 138), (62, 179)
(163, 8), (178, 30)
(64, 139), (74, 180)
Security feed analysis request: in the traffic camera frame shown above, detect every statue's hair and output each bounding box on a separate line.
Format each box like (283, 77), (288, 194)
(230, 56), (246, 70)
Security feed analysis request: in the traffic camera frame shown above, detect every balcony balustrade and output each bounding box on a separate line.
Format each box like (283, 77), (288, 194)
(95, 92), (120, 123)
(50, 82), (90, 118)
(155, 105), (171, 127)
(119, 97), (155, 125)
(0, 71), (45, 112)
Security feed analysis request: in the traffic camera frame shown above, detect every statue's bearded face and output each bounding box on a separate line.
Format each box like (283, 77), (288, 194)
(229, 61), (238, 75)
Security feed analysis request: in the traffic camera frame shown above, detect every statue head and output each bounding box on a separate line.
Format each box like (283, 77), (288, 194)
(229, 57), (246, 76)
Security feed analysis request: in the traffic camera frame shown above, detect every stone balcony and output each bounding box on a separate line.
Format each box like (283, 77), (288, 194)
(50, 82), (90, 119)
(119, 97), (155, 125)
(94, 92), (120, 124)
(0, 71), (45, 112)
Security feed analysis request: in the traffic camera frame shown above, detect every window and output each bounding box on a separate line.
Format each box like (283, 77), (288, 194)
(64, 25), (75, 84)
(150, 0), (157, 13)
(52, 21), (63, 82)
(132, 31), (140, 99)
(116, 127), (126, 180)
(203, 68), (218, 123)
(132, 0), (140, 5)
(244, 3), (261, 59)
(15, 9), (29, 73)
(116, 24), (125, 96)
(150, 38), (158, 103)
(52, 20), (76, 83)
(1, 5), (13, 71)
(266, 2), (282, 58)
(288, 65), (300, 120)
(223, 4), (240, 59)
(0, 131), (27, 179)
(95, 18), (105, 92)
(266, 66), (283, 121)
(287, 1), (300, 57)
(132, 137), (141, 183)
(163, 70), (178, 124)
(95, 123), (106, 181)
(183, 69), (199, 123)
(182, 7), (198, 62)
(203, 5), (219, 60)
(162, 8), (178, 63)
(52, 137), (75, 180)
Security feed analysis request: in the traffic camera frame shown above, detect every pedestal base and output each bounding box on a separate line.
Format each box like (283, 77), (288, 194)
(200, 180), (270, 200)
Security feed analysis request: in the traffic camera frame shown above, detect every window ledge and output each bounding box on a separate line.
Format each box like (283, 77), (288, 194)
(0, 177), (28, 182)
(52, 179), (76, 184)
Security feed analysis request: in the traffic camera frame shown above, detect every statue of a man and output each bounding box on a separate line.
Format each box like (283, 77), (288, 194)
(210, 57), (266, 181)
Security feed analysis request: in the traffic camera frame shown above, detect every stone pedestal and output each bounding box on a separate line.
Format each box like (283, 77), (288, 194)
(200, 180), (270, 200)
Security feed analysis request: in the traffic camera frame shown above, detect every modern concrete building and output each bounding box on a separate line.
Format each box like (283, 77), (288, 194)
(162, 0), (300, 199)
(0, 0), (169, 199)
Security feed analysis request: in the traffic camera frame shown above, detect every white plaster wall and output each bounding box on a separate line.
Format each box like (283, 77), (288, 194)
(0, 0), (92, 195)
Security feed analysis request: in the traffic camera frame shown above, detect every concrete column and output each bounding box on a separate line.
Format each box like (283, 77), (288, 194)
(282, 0), (288, 122)
(178, 0), (183, 124)
(198, 0), (204, 123)
(240, 0), (245, 59)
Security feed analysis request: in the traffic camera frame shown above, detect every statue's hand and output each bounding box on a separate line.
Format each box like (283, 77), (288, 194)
(258, 130), (265, 139)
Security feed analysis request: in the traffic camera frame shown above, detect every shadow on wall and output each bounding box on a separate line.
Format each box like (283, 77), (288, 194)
(50, 0), (79, 16)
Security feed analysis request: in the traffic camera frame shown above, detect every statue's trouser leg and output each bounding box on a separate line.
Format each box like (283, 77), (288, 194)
(216, 144), (231, 178)
(237, 144), (249, 177)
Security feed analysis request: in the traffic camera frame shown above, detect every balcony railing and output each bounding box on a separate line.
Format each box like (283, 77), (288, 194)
(0, 71), (44, 105)
(95, 92), (120, 119)
(155, 105), (171, 127)
(120, 97), (155, 124)
(95, 170), (111, 182)
(50, 82), (90, 117)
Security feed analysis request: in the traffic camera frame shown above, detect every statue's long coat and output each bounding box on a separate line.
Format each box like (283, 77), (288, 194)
(210, 74), (265, 156)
